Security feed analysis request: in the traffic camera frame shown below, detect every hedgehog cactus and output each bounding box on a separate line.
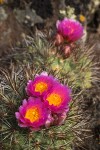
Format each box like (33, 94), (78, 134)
(49, 18), (92, 89)
(0, 66), (84, 150)
(0, 18), (96, 149)
(19, 34), (93, 90)
(49, 44), (92, 89)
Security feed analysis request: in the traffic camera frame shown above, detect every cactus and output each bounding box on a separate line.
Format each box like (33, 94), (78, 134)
(7, 31), (94, 90)
(0, 31), (94, 90)
(0, 65), (87, 150)
(0, 22), (97, 150)
(49, 43), (93, 89)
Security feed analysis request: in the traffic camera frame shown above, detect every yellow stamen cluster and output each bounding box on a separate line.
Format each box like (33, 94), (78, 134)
(25, 107), (40, 123)
(47, 93), (62, 106)
(35, 82), (48, 94)
(79, 15), (86, 22)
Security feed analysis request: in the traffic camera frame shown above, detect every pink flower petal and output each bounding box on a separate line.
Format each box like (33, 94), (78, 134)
(56, 18), (84, 42)
(15, 112), (20, 119)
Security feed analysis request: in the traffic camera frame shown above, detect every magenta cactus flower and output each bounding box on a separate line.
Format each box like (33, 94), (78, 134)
(56, 18), (84, 42)
(26, 72), (58, 97)
(15, 97), (49, 130)
(16, 72), (72, 130)
(44, 84), (71, 113)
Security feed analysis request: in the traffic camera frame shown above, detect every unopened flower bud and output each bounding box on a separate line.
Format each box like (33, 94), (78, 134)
(63, 45), (71, 58)
(54, 33), (64, 46)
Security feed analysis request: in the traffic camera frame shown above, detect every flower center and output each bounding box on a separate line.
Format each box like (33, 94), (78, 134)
(35, 82), (48, 94)
(47, 93), (62, 106)
(25, 107), (40, 123)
